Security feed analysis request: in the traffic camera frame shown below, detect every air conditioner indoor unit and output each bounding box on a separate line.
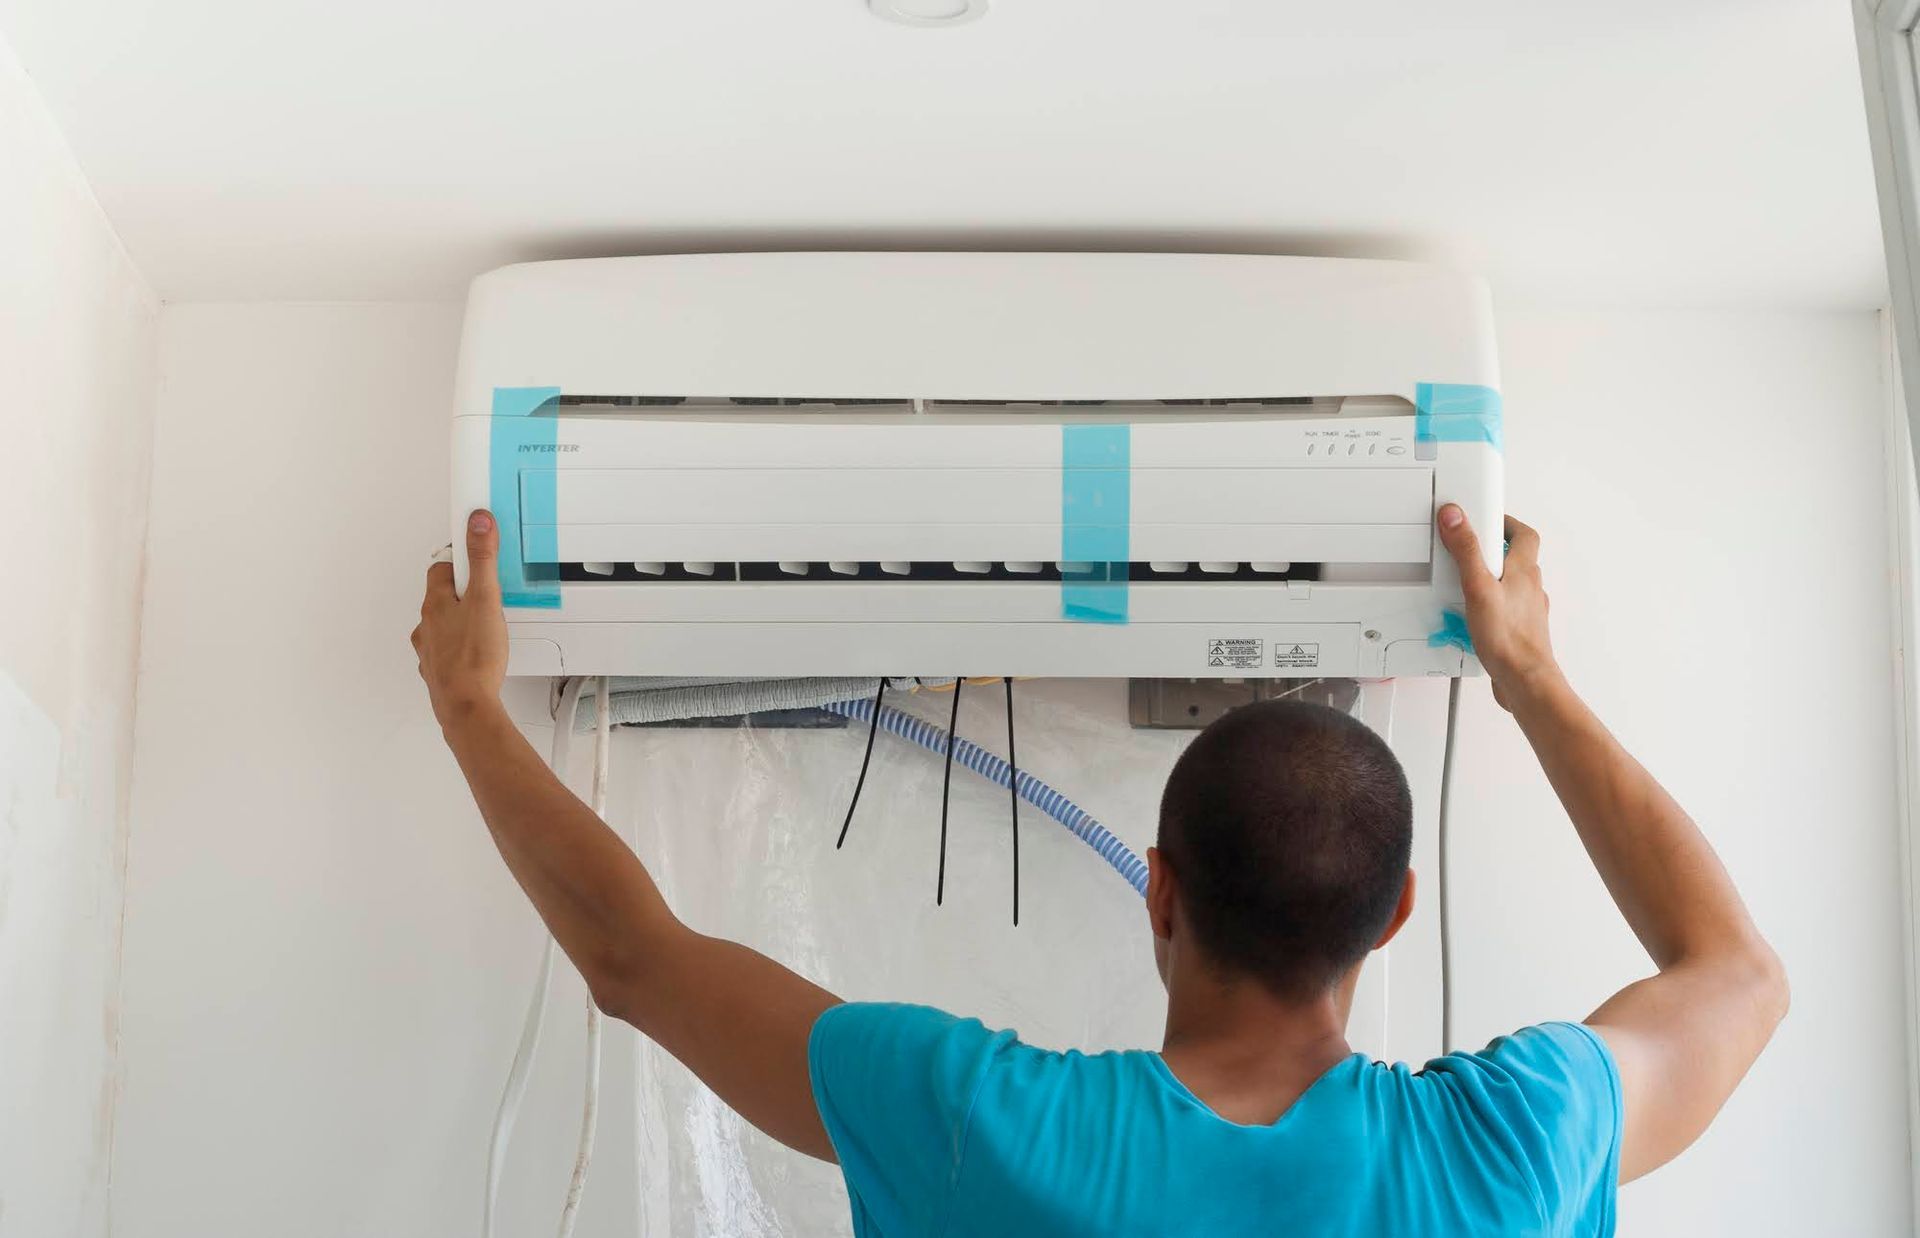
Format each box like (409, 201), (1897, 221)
(449, 252), (1503, 679)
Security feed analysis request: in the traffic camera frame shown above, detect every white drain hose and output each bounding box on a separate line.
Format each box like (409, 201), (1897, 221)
(483, 676), (612, 1238)
(559, 678), (613, 1235)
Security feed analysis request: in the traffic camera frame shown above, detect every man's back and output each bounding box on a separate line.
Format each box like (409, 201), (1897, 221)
(811, 1003), (1623, 1237)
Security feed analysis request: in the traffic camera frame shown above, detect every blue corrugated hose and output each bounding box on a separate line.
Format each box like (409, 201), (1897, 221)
(821, 696), (1149, 897)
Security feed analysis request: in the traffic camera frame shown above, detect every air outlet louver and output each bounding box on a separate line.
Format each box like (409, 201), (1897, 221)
(554, 562), (1326, 583)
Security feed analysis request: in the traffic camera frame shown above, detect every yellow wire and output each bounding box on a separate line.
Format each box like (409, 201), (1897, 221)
(910, 676), (1033, 693)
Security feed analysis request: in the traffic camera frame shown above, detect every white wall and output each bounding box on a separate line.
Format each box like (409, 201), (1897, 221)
(1454, 310), (1909, 1234)
(0, 34), (159, 1238)
(114, 302), (1906, 1235)
(117, 305), (475, 1237)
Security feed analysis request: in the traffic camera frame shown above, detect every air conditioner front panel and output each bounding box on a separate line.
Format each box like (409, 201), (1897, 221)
(534, 465), (1430, 527)
(449, 253), (1502, 678)
(453, 252), (1496, 409)
(522, 464), (1433, 566)
(534, 523), (1432, 566)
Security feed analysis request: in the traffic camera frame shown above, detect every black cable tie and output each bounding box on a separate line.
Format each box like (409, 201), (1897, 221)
(1005, 677), (1020, 927)
(836, 679), (888, 850)
(937, 680), (963, 906)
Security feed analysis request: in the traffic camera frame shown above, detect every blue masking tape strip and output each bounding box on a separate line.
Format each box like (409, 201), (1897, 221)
(1061, 424), (1130, 623)
(1415, 382), (1503, 451)
(1428, 609), (1474, 654)
(489, 386), (563, 609)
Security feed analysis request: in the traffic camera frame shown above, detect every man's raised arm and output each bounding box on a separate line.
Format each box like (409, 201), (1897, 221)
(1436, 505), (1788, 1183)
(413, 510), (841, 1162)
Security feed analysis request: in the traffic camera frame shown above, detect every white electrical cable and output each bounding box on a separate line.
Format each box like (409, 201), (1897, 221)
(484, 676), (586, 1238)
(1437, 676), (1463, 1055)
(556, 678), (614, 1237)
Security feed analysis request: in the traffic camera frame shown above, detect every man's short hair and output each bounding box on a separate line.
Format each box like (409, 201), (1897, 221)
(1156, 699), (1413, 998)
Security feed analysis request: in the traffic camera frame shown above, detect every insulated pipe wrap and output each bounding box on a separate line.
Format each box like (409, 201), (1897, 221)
(820, 696), (1150, 896)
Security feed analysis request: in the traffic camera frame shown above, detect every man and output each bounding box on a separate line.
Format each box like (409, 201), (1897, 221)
(413, 504), (1787, 1235)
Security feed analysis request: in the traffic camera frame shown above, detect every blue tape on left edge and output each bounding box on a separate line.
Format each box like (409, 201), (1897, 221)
(1061, 423), (1130, 623)
(489, 386), (563, 609)
(1415, 382), (1503, 451)
(1428, 609), (1474, 654)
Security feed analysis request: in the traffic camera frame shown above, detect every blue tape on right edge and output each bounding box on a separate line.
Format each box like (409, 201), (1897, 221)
(1061, 424), (1130, 623)
(1415, 382), (1503, 451)
(1428, 609), (1474, 654)
(489, 386), (563, 609)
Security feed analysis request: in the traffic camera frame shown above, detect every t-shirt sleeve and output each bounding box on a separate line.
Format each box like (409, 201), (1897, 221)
(1454, 1021), (1624, 1234)
(808, 1002), (1010, 1236)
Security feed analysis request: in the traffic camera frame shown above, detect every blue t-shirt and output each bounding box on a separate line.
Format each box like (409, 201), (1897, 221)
(809, 1003), (1621, 1237)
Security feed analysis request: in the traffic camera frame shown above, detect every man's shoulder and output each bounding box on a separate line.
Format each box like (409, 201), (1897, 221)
(812, 1002), (1154, 1104)
(809, 1002), (1026, 1096)
(813, 1001), (1125, 1063)
(1416, 1022), (1619, 1093)
(812, 1000), (1013, 1052)
(1401, 1023), (1624, 1217)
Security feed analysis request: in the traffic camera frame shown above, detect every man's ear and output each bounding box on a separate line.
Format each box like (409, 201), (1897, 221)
(1146, 846), (1176, 940)
(1373, 868), (1417, 949)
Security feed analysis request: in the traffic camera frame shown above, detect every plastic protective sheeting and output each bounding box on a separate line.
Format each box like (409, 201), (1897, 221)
(576, 677), (1392, 1236)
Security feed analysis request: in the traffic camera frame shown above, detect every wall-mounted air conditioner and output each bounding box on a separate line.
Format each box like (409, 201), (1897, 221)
(450, 252), (1503, 678)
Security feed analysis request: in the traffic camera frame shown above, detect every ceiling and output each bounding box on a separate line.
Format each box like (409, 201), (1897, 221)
(0, 0), (1888, 306)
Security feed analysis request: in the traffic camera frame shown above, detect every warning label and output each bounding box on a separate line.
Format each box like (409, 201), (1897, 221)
(1275, 642), (1321, 669)
(1206, 638), (1263, 670)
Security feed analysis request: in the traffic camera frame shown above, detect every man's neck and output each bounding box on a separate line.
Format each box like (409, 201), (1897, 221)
(1158, 972), (1355, 1127)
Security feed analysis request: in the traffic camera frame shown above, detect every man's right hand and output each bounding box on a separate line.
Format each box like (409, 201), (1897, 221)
(1436, 504), (1562, 711)
(412, 509), (511, 733)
